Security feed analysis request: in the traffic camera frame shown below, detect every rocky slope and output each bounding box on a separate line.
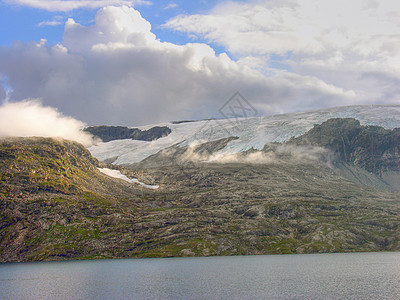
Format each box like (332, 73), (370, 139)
(0, 137), (149, 261)
(1, 132), (400, 262)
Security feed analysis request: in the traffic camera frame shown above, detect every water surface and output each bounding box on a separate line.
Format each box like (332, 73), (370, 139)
(1, 252), (399, 299)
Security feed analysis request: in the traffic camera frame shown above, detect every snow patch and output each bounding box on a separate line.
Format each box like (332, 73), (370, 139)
(98, 168), (159, 189)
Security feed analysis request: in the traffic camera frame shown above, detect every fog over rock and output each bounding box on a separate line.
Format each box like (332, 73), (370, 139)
(0, 100), (96, 146)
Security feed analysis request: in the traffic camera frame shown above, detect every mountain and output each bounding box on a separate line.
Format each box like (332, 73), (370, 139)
(88, 105), (400, 165)
(132, 117), (400, 190)
(1, 105), (400, 262)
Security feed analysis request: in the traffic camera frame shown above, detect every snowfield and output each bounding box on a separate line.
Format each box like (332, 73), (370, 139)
(88, 105), (400, 165)
(98, 168), (159, 189)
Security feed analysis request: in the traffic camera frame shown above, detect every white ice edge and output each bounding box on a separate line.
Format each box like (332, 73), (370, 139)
(98, 168), (159, 189)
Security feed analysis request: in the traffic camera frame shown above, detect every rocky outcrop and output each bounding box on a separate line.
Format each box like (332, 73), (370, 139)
(289, 118), (400, 174)
(84, 125), (171, 142)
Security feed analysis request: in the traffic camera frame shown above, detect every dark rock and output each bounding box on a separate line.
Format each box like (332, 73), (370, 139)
(84, 125), (171, 142)
(290, 118), (400, 174)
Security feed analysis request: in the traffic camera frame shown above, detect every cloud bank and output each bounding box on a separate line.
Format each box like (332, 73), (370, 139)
(0, 100), (96, 146)
(0, 3), (399, 127)
(166, 0), (400, 106)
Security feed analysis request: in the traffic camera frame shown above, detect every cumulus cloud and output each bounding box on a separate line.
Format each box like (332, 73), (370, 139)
(0, 99), (97, 146)
(166, 0), (400, 106)
(0, 5), (361, 126)
(4, 0), (150, 11)
(166, 0), (400, 57)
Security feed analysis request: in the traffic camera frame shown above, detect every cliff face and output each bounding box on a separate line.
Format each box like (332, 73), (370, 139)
(289, 118), (400, 175)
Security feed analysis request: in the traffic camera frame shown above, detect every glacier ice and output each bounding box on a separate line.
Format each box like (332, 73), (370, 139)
(88, 105), (400, 165)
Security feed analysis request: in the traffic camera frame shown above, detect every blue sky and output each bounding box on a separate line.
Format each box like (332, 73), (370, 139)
(0, 0), (399, 126)
(0, 1), (222, 47)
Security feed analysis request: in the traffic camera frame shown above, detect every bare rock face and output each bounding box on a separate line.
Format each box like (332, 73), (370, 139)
(290, 118), (400, 174)
(84, 125), (171, 142)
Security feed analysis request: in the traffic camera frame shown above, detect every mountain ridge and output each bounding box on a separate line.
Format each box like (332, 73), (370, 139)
(88, 104), (400, 165)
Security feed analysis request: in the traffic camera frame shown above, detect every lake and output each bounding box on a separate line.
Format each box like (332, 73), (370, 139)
(1, 252), (399, 299)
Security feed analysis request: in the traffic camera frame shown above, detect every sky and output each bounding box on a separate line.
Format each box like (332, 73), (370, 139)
(0, 0), (400, 127)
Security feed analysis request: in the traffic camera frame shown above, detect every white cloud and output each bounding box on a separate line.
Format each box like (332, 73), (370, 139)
(166, 0), (400, 105)
(0, 5), (386, 127)
(0, 99), (96, 146)
(37, 20), (63, 27)
(166, 0), (400, 57)
(37, 16), (64, 27)
(164, 3), (178, 10)
(4, 0), (150, 11)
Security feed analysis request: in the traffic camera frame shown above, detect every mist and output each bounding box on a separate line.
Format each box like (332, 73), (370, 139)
(177, 140), (331, 166)
(0, 99), (97, 147)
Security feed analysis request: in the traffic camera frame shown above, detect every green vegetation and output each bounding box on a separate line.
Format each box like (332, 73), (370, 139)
(1, 121), (400, 263)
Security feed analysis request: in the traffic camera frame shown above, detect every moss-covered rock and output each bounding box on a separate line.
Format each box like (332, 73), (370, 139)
(1, 134), (400, 263)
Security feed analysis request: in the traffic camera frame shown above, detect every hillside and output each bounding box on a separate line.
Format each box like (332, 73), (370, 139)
(1, 132), (400, 262)
(0, 137), (146, 262)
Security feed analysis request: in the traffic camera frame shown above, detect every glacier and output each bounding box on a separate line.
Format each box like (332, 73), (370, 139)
(88, 105), (400, 165)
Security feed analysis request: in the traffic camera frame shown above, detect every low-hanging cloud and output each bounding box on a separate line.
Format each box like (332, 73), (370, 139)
(0, 99), (97, 146)
(207, 144), (332, 165)
(177, 140), (331, 166)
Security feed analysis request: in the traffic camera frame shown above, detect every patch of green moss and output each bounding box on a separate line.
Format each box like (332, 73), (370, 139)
(138, 238), (219, 257)
(44, 223), (103, 241)
(264, 237), (298, 254)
